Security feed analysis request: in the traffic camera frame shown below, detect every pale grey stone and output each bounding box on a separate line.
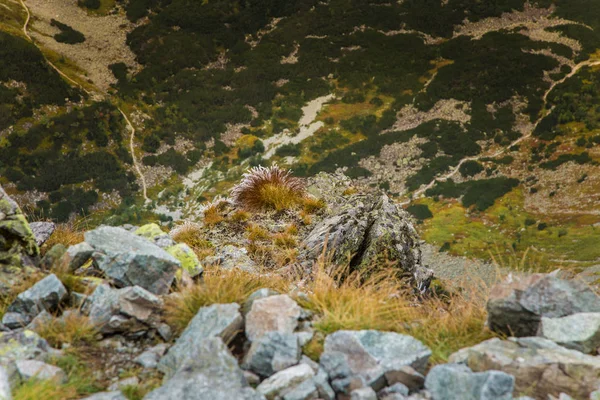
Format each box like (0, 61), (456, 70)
(158, 303), (242, 379)
(256, 364), (315, 400)
(540, 312), (600, 353)
(351, 387), (377, 400)
(4, 274), (67, 326)
(243, 331), (300, 377)
(16, 360), (67, 383)
(246, 295), (301, 342)
(85, 226), (180, 295)
(29, 222), (55, 247)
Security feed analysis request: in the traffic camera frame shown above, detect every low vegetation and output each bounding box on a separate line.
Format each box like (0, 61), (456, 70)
(230, 165), (306, 211)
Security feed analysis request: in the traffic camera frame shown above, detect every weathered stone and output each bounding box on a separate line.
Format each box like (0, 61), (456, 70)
(1, 313), (29, 330)
(39, 244), (66, 270)
(424, 363), (513, 400)
(282, 379), (318, 400)
(25, 310), (52, 332)
(0, 366), (11, 400)
(145, 337), (264, 400)
(246, 295), (301, 342)
(134, 344), (169, 369)
(16, 359), (67, 383)
(4, 274), (67, 325)
(256, 363), (315, 400)
(378, 383), (410, 398)
(302, 194), (432, 291)
(108, 376), (139, 391)
(81, 391), (127, 400)
(82, 284), (162, 334)
(540, 312), (600, 353)
(243, 288), (280, 315)
(449, 337), (600, 399)
(158, 303), (243, 379)
(167, 243), (203, 278)
(243, 331), (300, 377)
(384, 365), (425, 392)
(204, 245), (257, 272)
(29, 221), (55, 247)
(322, 330), (431, 391)
(0, 186), (39, 269)
(487, 273), (600, 337)
(60, 242), (94, 272)
(350, 387), (378, 400)
(85, 226), (180, 295)
(314, 368), (335, 400)
(0, 330), (55, 364)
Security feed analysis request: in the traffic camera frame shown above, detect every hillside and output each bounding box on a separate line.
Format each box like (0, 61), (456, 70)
(1, 0), (600, 267)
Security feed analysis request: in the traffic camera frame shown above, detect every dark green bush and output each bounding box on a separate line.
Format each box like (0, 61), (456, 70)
(459, 160), (483, 177)
(51, 20), (85, 44)
(407, 204), (433, 220)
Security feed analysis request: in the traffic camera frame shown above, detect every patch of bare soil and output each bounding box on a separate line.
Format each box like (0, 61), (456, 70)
(454, 3), (588, 54)
(26, 0), (140, 92)
(390, 99), (471, 132)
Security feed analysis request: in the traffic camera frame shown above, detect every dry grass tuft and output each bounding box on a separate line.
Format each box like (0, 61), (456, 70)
(33, 311), (98, 348)
(170, 222), (215, 259)
(302, 197), (325, 214)
(203, 204), (226, 227)
(301, 260), (495, 364)
(246, 224), (270, 242)
(230, 210), (251, 223)
(230, 165), (305, 211)
(13, 378), (78, 400)
(164, 268), (288, 333)
(42, 223), (85, 254)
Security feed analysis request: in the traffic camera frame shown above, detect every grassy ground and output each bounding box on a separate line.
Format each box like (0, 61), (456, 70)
(418, 188), (600, 268)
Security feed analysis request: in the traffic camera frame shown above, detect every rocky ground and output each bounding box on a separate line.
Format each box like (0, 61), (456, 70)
(2, 174), (600, 399)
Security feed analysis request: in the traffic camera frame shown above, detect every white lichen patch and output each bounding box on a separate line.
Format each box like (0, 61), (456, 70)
(390, 99), (471, 133)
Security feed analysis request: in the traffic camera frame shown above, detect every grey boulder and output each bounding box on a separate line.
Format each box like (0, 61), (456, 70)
(59, 242), (94, 272)
(424, 363), (513, 400)
(15, 359), (67, 383)
(158, 303), (242, 379)
(82, 284), (162, 334)
(3, 274), (67, 327)
(321, 330), (431, 391)
(245, 295), (301, 342)
(539, 312), (600, 354)
(85, 226), (180, 295)
(145, 337), (264, 400)
(257, 363), (315, 400)
(243, 331), (300, 377)
(449, 336), (600, 399)
(487, 273), (600, 337)
(81, 392), (127, 400)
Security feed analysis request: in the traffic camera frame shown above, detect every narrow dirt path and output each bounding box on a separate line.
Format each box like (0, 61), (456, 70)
(401, 58), (600, 205)
(17, 0), (149, 203)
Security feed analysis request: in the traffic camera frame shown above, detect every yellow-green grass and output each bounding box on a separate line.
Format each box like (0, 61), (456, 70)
(418, 188), (600, 268)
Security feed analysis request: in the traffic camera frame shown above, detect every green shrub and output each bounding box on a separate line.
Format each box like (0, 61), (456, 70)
(459, 161), (483, 177)
(77, 0), (100, 9)
(407, 204), (433, 220)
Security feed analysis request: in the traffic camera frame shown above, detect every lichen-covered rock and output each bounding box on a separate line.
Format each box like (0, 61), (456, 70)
(0, 330), (56, 364)
(3, 274), (67, 327)
(136, 223), (177, 249)
(0, 186), (39, 269)
(85, 226), (180, 295)
(158, 303), (243, 379)
(167, 243), (203, 278)
(302, 194), (432, 291)
(29, 221), (55, 247)
(487, 273), (600, 337)
(204, 245), (257, 273)
(146, 337), (264, 400)
(449, 337), (600, 399)
(39, 244), (66, 270)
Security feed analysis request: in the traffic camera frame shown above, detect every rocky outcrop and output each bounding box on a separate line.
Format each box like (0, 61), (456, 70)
(450, 337), (600, 399)
(302, 194), (433, 291)
(29, 222), (55, 247)
(146, 337), (264, 400)
(0, 186), (39, 269)
(85, 226), (181, 295)
(487, 273), (600, 337)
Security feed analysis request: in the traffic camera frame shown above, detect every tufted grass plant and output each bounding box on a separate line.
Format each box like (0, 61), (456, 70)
(42, 223), (85, 255)
(301, 258), (495, 364)
(33, 311), (98, 348)
(170, 222), (215, 259)
(164, 268), (288, 334)
(0, 270), (45, 320)
(230, 165), (305, 211)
